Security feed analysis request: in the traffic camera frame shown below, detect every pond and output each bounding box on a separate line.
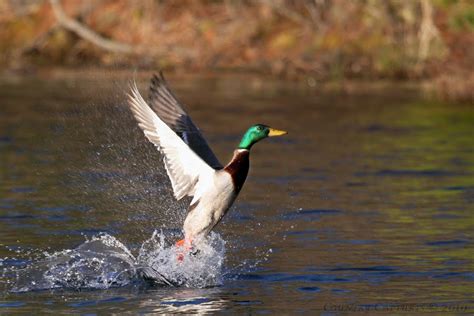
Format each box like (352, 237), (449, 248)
(0, 72), (472, 314)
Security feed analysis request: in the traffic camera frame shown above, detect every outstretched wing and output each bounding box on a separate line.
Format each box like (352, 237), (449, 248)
(148, 72), (222, 169)
(128, 82), (215, 201)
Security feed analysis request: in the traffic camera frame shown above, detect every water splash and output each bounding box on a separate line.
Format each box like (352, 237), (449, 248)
(137, 230), (225, 287)
(7, 231), (225, 293)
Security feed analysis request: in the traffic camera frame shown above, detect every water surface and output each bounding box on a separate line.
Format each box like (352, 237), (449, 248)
(0, 72), (473, 314)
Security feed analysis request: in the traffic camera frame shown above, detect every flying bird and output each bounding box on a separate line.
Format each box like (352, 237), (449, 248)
(127, 73), (287, 257)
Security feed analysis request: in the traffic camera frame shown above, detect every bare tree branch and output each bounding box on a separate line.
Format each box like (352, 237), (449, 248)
(49, 0), (135, 54)
(418, 0), (439, 62)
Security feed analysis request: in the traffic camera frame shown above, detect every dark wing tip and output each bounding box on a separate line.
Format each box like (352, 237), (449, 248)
(149, 71), (171, 101)
(151, 71), (167, 88)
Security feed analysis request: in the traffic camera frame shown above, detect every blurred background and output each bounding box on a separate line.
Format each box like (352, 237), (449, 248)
(0, 0), (473, 101)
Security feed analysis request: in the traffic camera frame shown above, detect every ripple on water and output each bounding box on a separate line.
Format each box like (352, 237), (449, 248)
(356, 169), (462, 177)
(425, 239), (469, 247)
(0, 136), (13, 144)
(281, 208), (342, 221)
(0, 302), (25, 308)
(298, 286), (321, 292)
(0, 213), (36, 220)
(236, 272), (351, 283)
(10, 187), (36, 193)
(68, 296), (128, 308)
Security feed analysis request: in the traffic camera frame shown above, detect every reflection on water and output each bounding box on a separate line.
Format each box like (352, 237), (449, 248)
(0, 72), (473, 313)
(142, 289), (229, 314)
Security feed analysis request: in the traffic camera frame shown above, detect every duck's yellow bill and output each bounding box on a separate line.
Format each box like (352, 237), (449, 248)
(268, 128), (288, 137)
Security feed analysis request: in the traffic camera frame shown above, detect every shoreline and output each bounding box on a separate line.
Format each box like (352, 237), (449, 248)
(0, 66), (429, 97)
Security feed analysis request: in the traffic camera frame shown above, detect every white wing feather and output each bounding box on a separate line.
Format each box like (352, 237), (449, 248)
(127, 82), (214, 200)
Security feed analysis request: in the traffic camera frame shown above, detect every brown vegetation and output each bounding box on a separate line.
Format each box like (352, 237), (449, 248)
(0, 0), (473, 101)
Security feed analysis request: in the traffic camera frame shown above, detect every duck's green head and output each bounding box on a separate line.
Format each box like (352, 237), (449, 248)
(238, 124), (287, 150)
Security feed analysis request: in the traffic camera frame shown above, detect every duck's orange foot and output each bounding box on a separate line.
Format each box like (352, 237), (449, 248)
(176, 239), (186, 247)
(175, 238), (192, 262)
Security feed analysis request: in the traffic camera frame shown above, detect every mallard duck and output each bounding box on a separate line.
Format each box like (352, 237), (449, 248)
(127, 73), (287, 254)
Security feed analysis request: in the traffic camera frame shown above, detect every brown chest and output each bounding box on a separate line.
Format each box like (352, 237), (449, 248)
(223, 150), (250, 193)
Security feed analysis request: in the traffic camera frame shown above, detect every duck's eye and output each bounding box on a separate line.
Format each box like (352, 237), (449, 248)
(257, 126), (263, 131)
